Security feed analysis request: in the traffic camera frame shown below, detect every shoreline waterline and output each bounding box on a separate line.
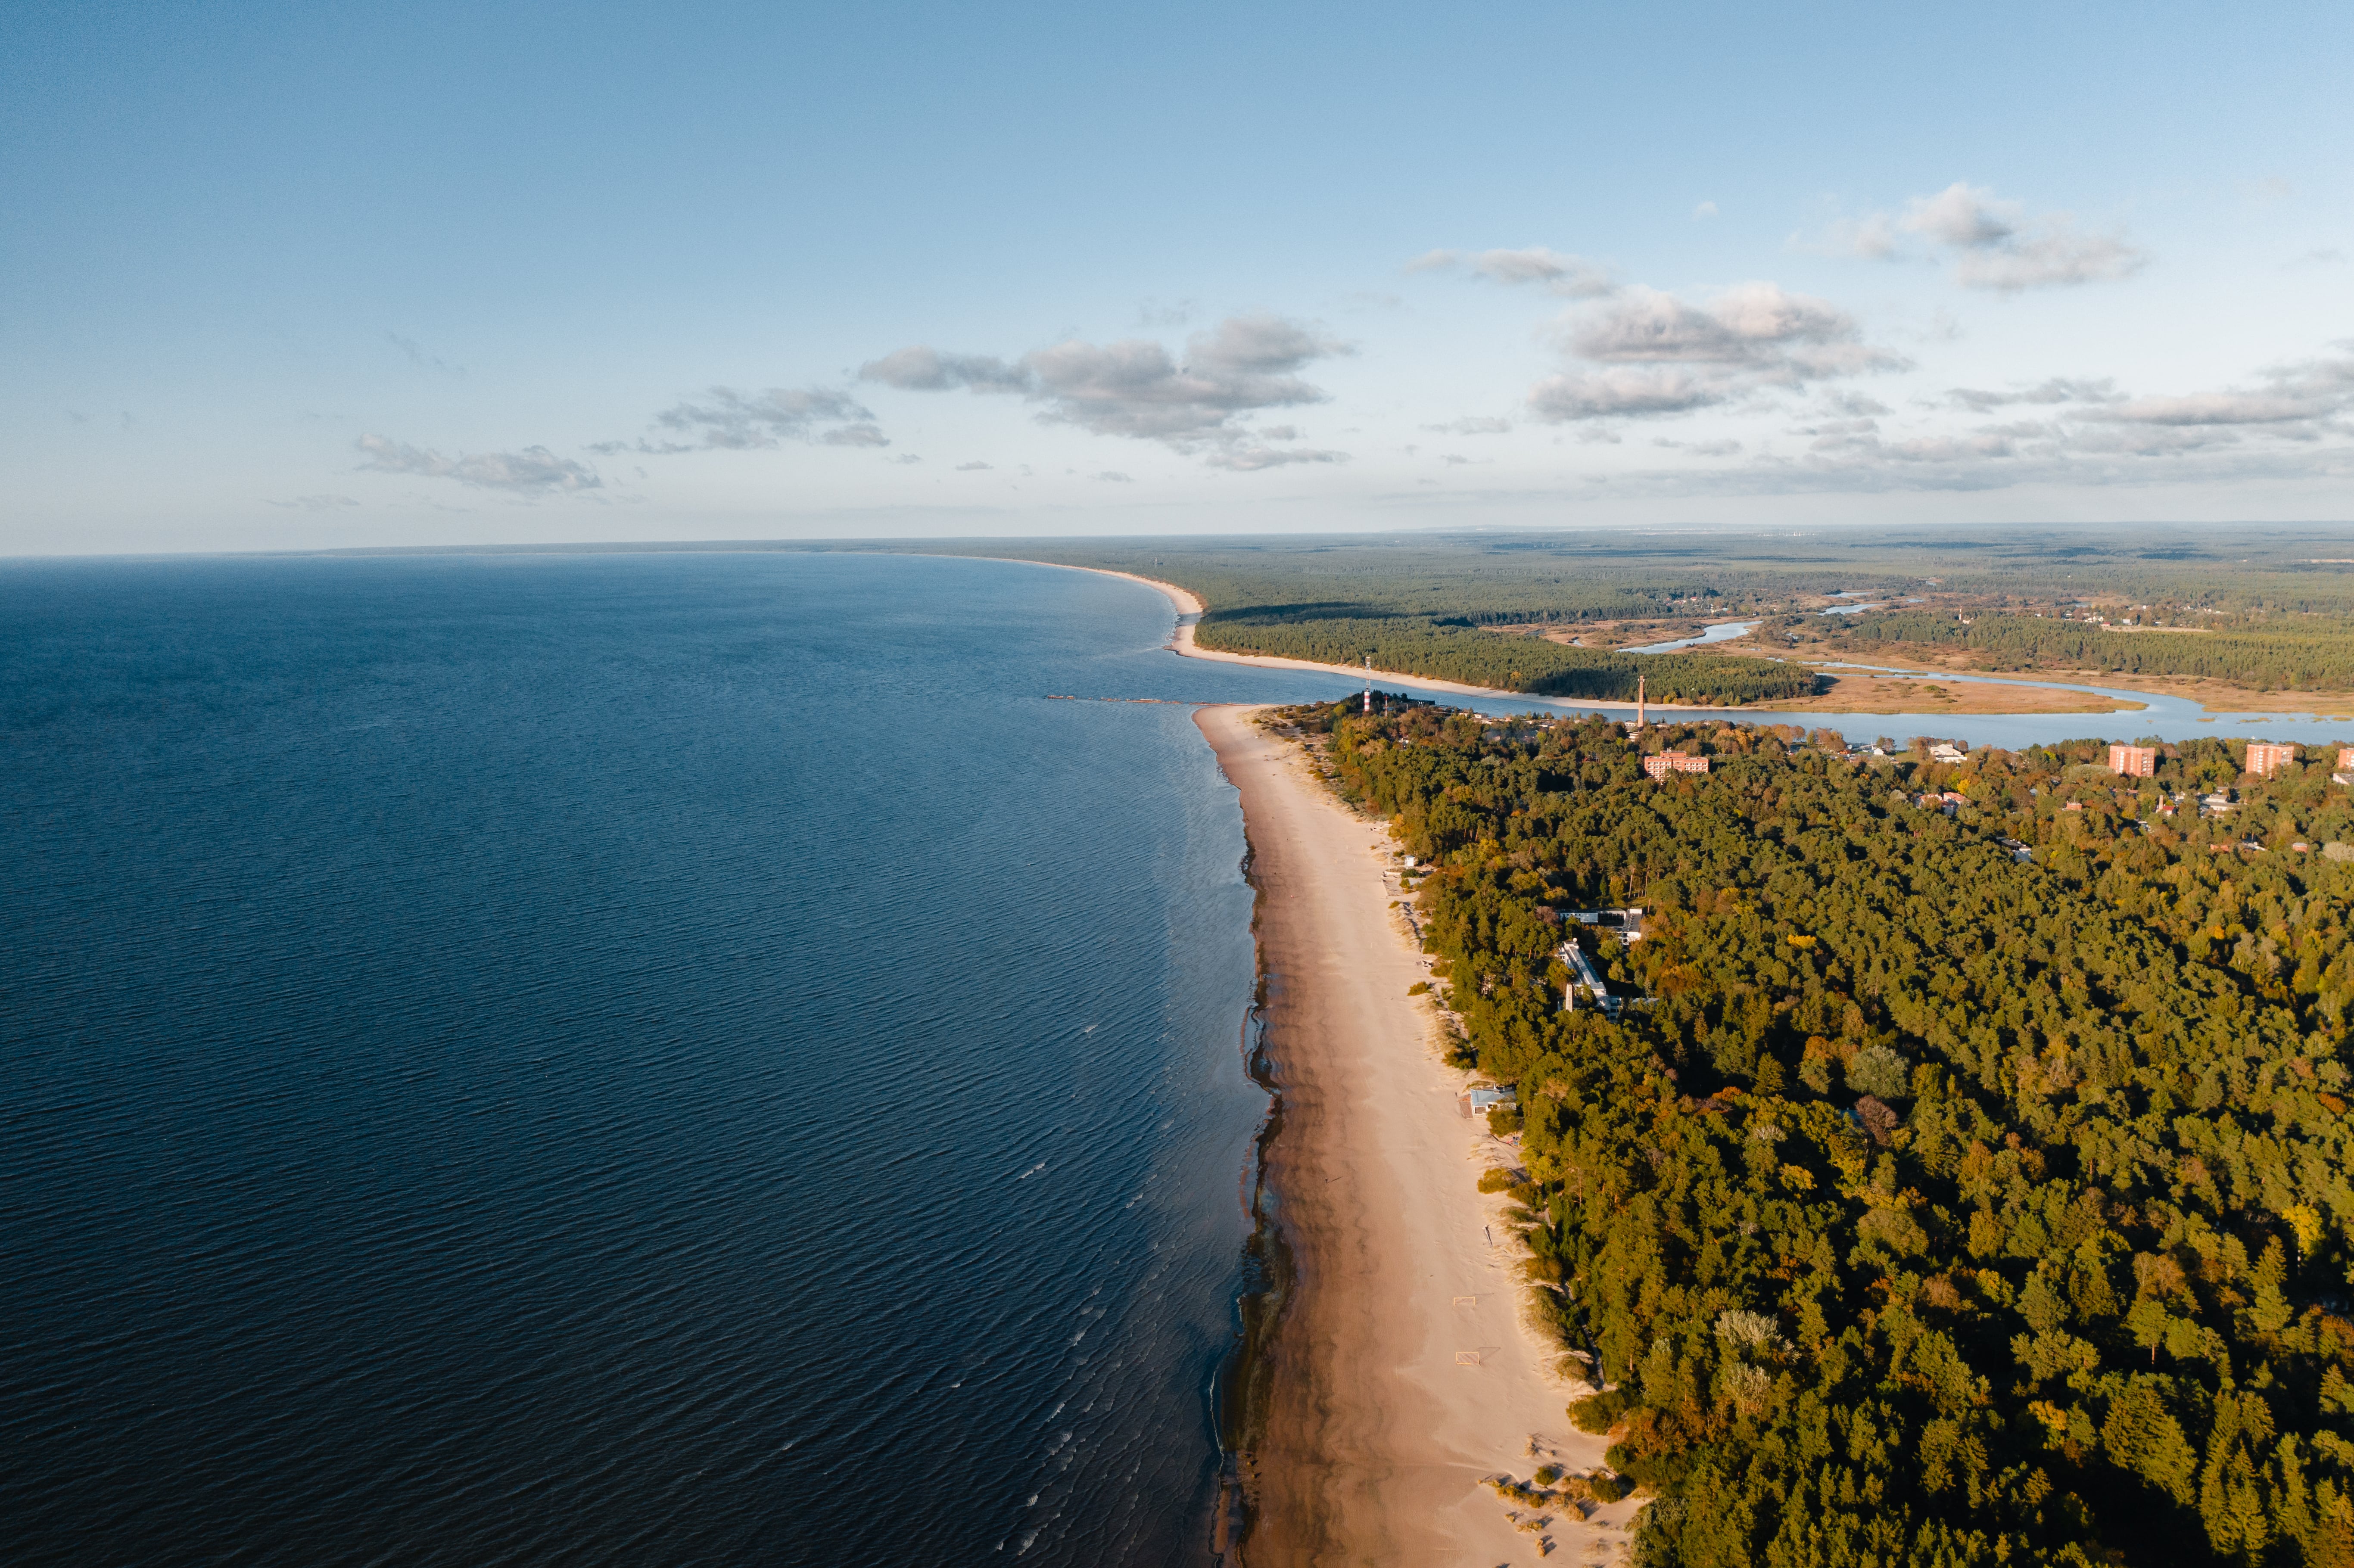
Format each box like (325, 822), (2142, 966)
(1191, 703), (1629, 1566)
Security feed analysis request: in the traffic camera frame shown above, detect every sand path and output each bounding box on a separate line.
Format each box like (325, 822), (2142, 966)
(1195, 706), (1637, 1567)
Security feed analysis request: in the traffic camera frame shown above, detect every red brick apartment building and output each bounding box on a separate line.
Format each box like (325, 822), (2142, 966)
(2246, 742), (2298, 778)
(1642, 750), (1710, 781)
(2108, 744), (2157, 777)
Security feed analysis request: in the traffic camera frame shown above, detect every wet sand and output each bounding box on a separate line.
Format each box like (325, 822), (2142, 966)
(1196, 705), (1635, 1567)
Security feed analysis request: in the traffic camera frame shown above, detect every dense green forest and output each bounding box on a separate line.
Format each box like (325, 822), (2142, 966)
(1307, 700), (2354, 1566)
(1194, 613), (1818, 704)
(1823, 614), (2354, 693)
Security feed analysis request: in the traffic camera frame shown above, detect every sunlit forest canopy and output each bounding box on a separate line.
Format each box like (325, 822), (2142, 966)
(1304, 700), (2354, 1566)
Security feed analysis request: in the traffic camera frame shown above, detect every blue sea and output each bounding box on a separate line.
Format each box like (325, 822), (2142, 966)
(0, 553), (1371, 1568)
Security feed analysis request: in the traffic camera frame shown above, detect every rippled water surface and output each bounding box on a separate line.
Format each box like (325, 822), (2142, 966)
(0, 553), (1370, 1568)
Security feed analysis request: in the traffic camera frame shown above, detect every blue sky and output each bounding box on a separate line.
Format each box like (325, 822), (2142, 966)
(5, 0), (2351, 553)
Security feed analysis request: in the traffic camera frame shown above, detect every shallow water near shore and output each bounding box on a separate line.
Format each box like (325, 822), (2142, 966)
(0, 552), (1379, 1567)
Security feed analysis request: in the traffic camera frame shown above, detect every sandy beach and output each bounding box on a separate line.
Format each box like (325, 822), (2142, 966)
(1196, 705), (1637, 1566)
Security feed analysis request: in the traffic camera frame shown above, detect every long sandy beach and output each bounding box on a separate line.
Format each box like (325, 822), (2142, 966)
(1196, 705), (1636, 1566)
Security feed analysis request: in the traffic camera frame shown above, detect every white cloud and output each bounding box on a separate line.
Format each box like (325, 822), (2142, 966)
(1953, 222), (2144, 291)
(355, 435), (600, 492)
(1409, 246), (1616, 298)
(954, 460), (992, 471)
(858, 347), (1030, 392)
(1207, 443), (1349, 471)
(629, 386), (884, 450)
(1531, 366), (1729, 420)
(1094, 470), (1134, 482)
(1421, 415), (1513, 435)
(2099, 393), (2318, 426)
(1529, 283), (1905, 423)
(1829, 182), (2147, 291)
(1901, 183), (2020, 248)
(1692, 201), (1718, 221)
(1945, 376), (2119, 411)
(268, 493), (361, 510)
(859, 314), (1352, 467)
(2079, 352), (2354, 439)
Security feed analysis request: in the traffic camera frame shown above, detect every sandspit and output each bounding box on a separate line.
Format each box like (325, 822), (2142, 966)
(1195, 705), (1635, 1566)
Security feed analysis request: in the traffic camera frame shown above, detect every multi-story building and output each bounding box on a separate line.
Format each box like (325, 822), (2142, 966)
(1641, 750), (1710, 780)
(2108, 744), (2157, 777)
(2246, 742), (2298, 778)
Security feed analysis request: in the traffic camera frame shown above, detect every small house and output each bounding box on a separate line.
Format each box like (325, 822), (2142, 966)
(1462, 1084), (1517, 1120)
(1566, 907), (1645, 944)
(1928, 742), (1968, 764)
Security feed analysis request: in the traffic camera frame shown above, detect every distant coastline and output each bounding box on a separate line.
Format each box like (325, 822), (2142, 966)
(1012, 559), (1749, 715)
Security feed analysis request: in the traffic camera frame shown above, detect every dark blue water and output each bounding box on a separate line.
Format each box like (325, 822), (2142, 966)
(0, 553), (1367, 1567)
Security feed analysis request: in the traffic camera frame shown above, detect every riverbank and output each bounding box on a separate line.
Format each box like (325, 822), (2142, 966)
(1196, 704), (1635, 1567)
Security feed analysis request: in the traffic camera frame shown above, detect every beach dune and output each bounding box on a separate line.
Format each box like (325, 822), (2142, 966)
(1196, 706), (1632, 1567)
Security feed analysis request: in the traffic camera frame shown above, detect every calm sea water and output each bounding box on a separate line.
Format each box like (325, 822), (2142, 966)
(0, 553), (1366, 1568)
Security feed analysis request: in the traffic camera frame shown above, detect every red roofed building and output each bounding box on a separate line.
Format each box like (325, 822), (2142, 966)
(1643, 750), (1710, 780)
(2108, 744), (2156, 777)
(2246, 742), (2298, 778)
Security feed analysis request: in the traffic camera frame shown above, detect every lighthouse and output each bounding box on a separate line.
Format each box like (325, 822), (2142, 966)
(1363, 653), (1373, 715)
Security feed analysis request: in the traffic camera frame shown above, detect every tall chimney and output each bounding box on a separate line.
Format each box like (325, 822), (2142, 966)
(1636, 673), (1646, 729)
